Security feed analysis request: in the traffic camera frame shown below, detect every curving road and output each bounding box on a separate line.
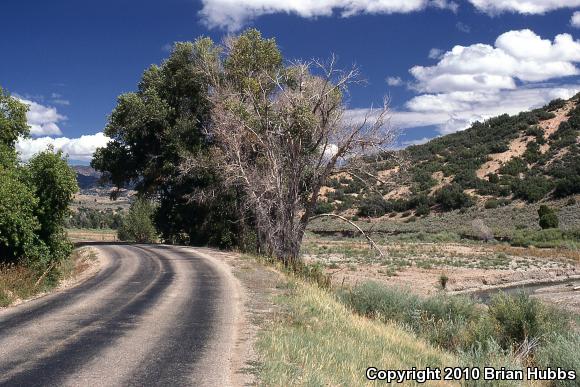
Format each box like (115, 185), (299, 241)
(0, 244), (240, 387)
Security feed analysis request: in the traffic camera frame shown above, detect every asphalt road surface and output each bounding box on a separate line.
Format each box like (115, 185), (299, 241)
(0, 244), (240, 387)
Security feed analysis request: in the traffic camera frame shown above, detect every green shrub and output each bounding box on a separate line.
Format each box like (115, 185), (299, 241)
(118, 198), (158, 243)
(0, 169), (40, 263)
(538, 205), (559, 229)
(314, 201), (334, 215)
(458, 340), (522, 387)
(484, 199), (499, 209)
(357, 195), (388, 217)
(438, 274), (448, 289)
(415, 202), (431, 216)
(511, 176), (553, 202)
(338, 282), (479, 351)
(554, 176), (580, 197)
(487, 292), (569, 349)
(499, 158), (527, 176)
(434, 183), (474, 211)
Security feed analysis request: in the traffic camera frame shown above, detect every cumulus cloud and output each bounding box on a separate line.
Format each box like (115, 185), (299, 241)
(346, 85), (578, 136)
(386, 76), (403, 86)
(352, 30), (580, 137)
(468, 0), (580, 15)
(16, 132), (111, 162)
(199, 0), (458, 31)
(571, 11), (580, 28)
(18, 98), (66, 136)
(410, 30), (580, 93)
(402, 85), (580, 134)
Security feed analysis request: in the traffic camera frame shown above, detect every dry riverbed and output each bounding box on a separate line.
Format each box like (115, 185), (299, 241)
(302, 235), (580, 312)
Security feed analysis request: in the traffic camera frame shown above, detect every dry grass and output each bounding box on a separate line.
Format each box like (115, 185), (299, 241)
(67, 228), (118, 242)
(0, 247), (95, 307)
(0, 264), (39, 307)
(256, 279), (456, 386)
(491, 245), (580, 262)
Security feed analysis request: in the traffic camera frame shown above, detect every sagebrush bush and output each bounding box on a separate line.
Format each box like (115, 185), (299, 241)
(338, 282), (479, 351)
(487, 292), (569, 349)
(458, 340), (522, 387)
(338, 281), (574, 362)
(535, 333), (580, 387)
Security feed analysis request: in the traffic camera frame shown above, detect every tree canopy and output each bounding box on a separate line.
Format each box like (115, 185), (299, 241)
(93, 29), (393, 263)
(0, 88), (78, 273)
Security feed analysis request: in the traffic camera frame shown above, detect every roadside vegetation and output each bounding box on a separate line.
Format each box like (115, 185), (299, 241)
(256, 279), (454, 386)
(117, 198), (158, 243)
(0, 87), (80, 306)
(252, 254), (579, 386)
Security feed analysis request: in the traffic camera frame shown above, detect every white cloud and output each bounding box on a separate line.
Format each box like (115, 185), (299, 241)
(50, 93), (70, 106)
(410, 30), (580, 93)
(386, 76), (403, 86)
(571, 11), (580, 27)
(18, 98), (66, 136)
(16, 132), (111, 162)
(428, 48), (443, 59)
(468, 0), (580, 15)
(456, 21), (470, 33)
(348, 85), (577, 136)
(401, 85), (580, 134)
(199, 0), (458, 31)
(362, 29), (580, 136)
(401, 137), (432, 147)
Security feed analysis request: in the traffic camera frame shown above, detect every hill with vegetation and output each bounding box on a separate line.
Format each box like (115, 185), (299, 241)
(316, 94), (580, 221)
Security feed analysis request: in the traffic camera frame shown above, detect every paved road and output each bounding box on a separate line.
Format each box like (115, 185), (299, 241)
(0, 245), (239, 387)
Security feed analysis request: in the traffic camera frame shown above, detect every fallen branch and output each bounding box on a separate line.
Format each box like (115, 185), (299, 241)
(34, 261), (57, 289)
(310, 213), (385, 257)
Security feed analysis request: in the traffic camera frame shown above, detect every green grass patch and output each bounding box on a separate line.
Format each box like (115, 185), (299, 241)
(511, 229), (580, 249)
(256, 280), (454, 386)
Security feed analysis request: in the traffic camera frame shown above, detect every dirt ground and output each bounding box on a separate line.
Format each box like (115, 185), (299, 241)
(302, 236), (580, 311)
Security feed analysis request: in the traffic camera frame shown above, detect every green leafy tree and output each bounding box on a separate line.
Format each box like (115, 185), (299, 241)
(118, 198), (157, 243)
(0, 89), (37, 263)
(0, 87), (29, 148)
(0, 88), (78, 273)
(91, 40), (243, 247)
(25, 149), (79, 265)
(0, 169), (40, 263)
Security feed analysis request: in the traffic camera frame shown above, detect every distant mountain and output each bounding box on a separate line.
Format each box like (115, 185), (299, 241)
(73, 166), (102, 190)
(318, 94), (580, 217)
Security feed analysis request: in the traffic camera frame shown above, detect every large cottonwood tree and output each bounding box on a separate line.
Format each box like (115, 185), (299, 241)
(191, 30), (394, 264)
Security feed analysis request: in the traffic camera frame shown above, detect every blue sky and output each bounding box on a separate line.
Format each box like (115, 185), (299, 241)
(1, 0), (579, 163)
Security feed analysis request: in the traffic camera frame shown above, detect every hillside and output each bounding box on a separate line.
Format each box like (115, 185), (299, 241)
(317, 94), (580, 219)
